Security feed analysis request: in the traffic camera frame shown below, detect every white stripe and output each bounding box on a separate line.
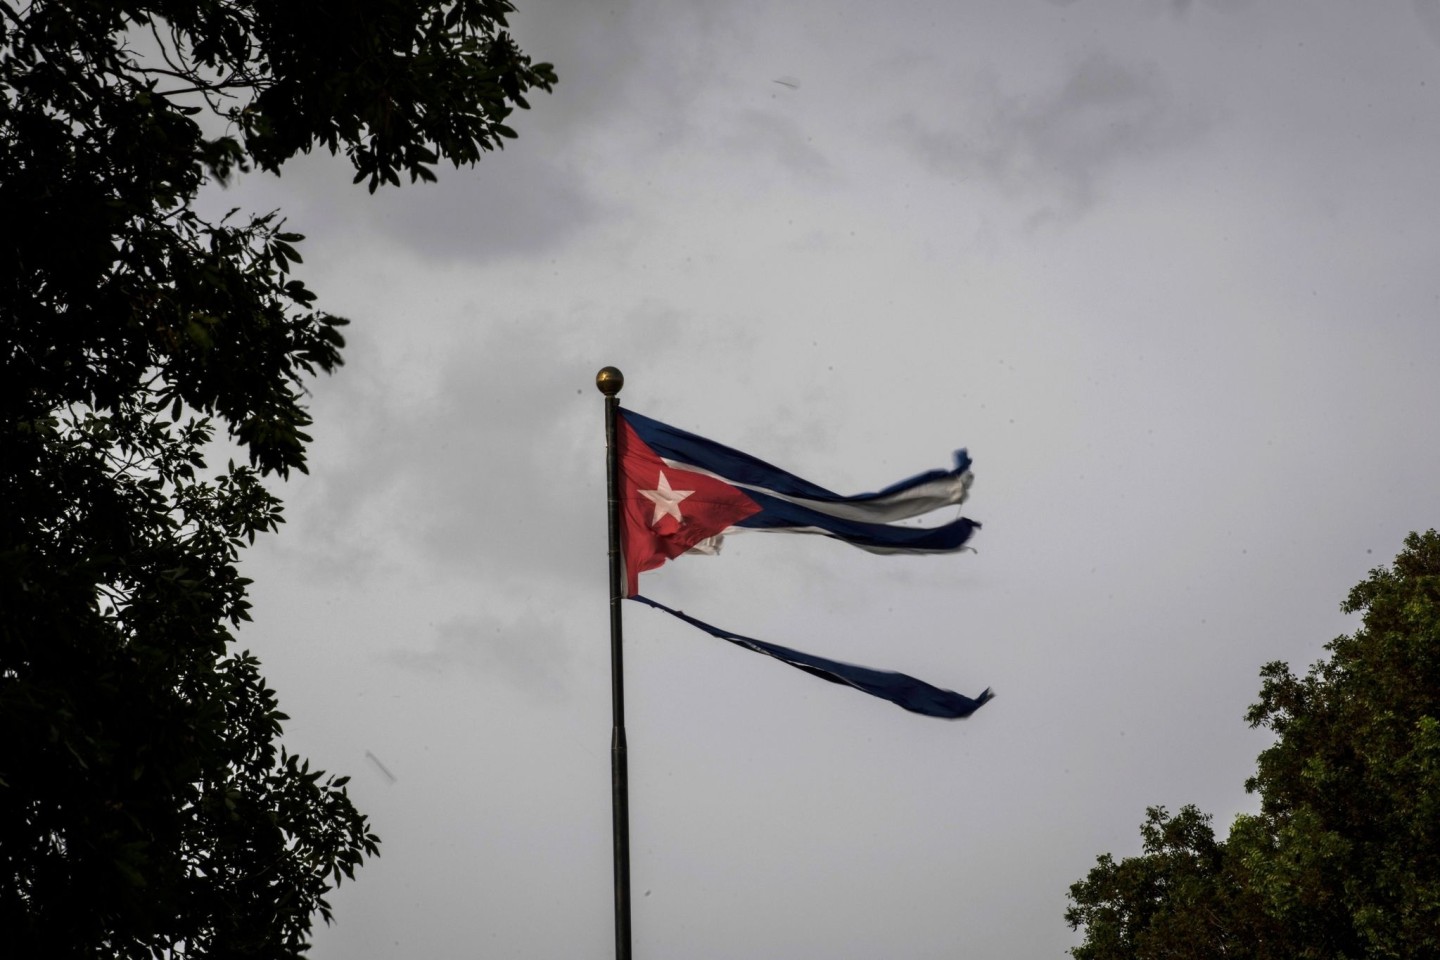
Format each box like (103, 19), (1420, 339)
(682, 524), (975, 557)
(657, 457), (973, 524)
(747, 524), (975, 554)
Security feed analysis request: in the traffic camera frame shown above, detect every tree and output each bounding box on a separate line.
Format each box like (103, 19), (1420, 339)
(1065, 531), (1440, 959)
(1065, 805), (1293, 960)
(0, 2), (554, 955)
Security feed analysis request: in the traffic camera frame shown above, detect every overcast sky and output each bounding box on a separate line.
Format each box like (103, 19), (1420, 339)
(211, 1), (1440, 956)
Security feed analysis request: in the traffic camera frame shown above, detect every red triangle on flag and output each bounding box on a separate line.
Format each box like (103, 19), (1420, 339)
(617, 417), (761, 595)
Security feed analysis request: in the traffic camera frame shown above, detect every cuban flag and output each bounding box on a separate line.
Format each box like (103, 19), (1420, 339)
(616, 408), (991, 720)
(617, 408), (979, 596)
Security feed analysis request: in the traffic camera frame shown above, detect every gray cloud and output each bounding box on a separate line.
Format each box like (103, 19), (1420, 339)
(393, 611), (575, 697)
(1044, 0), (1246, 12)
(895, 54), (1207, 221)
(293, 332), (592, 584)
(1417, 0), (1440, 48)
(512, 0), (706, 132)
(510, 0), (753, 166)
(201, 131), (603, 268)
(359, 151), (603, 264)
(196, 0), (699, 267)
(284, 301), (691, 588)
(220, 4), (1440, 957)
(201, 0), (775, 267)
(724, 108), (830, 179)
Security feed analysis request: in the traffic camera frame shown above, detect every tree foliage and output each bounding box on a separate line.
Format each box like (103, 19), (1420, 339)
(1066, 531), (1440, 959)
(1, 1), (553, 955)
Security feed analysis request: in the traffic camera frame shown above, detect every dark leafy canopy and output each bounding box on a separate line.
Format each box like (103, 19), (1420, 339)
(1, 1), (553, 956)
(1066, 531), (1440, 960)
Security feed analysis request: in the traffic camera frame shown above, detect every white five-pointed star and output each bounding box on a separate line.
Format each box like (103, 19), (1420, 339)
(639, 470), (694, 525)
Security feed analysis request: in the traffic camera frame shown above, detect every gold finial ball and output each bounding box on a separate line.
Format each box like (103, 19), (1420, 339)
(596, 366), (624, 396)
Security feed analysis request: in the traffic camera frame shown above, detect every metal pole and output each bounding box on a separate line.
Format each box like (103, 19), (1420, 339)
(596, 366), (631, 960)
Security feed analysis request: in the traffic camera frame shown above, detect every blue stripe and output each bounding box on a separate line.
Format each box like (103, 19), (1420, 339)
(630, 595), (993, 720)
(736, 489), (979, 552)
(622, 407), (972, 506)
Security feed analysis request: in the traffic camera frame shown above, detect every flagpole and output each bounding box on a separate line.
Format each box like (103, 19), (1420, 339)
(597, 365), (632, 960)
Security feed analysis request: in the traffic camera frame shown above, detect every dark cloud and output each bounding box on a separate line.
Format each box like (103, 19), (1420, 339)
(510, 0), (741, 150)
(894, 54), (1207, 221)
(197, 0), (704, 266)
(195, 0), (767, 267)
(511, 0), (689, 131)
(359, 149), (604, 264)
(285, 302), (687, 587)
(200, 131), (602, 268)
(291, 327), (591, 584)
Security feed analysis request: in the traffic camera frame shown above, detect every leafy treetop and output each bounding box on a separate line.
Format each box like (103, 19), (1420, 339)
(1, 1), (553, 956)
(1066, 531), (1440, 960)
